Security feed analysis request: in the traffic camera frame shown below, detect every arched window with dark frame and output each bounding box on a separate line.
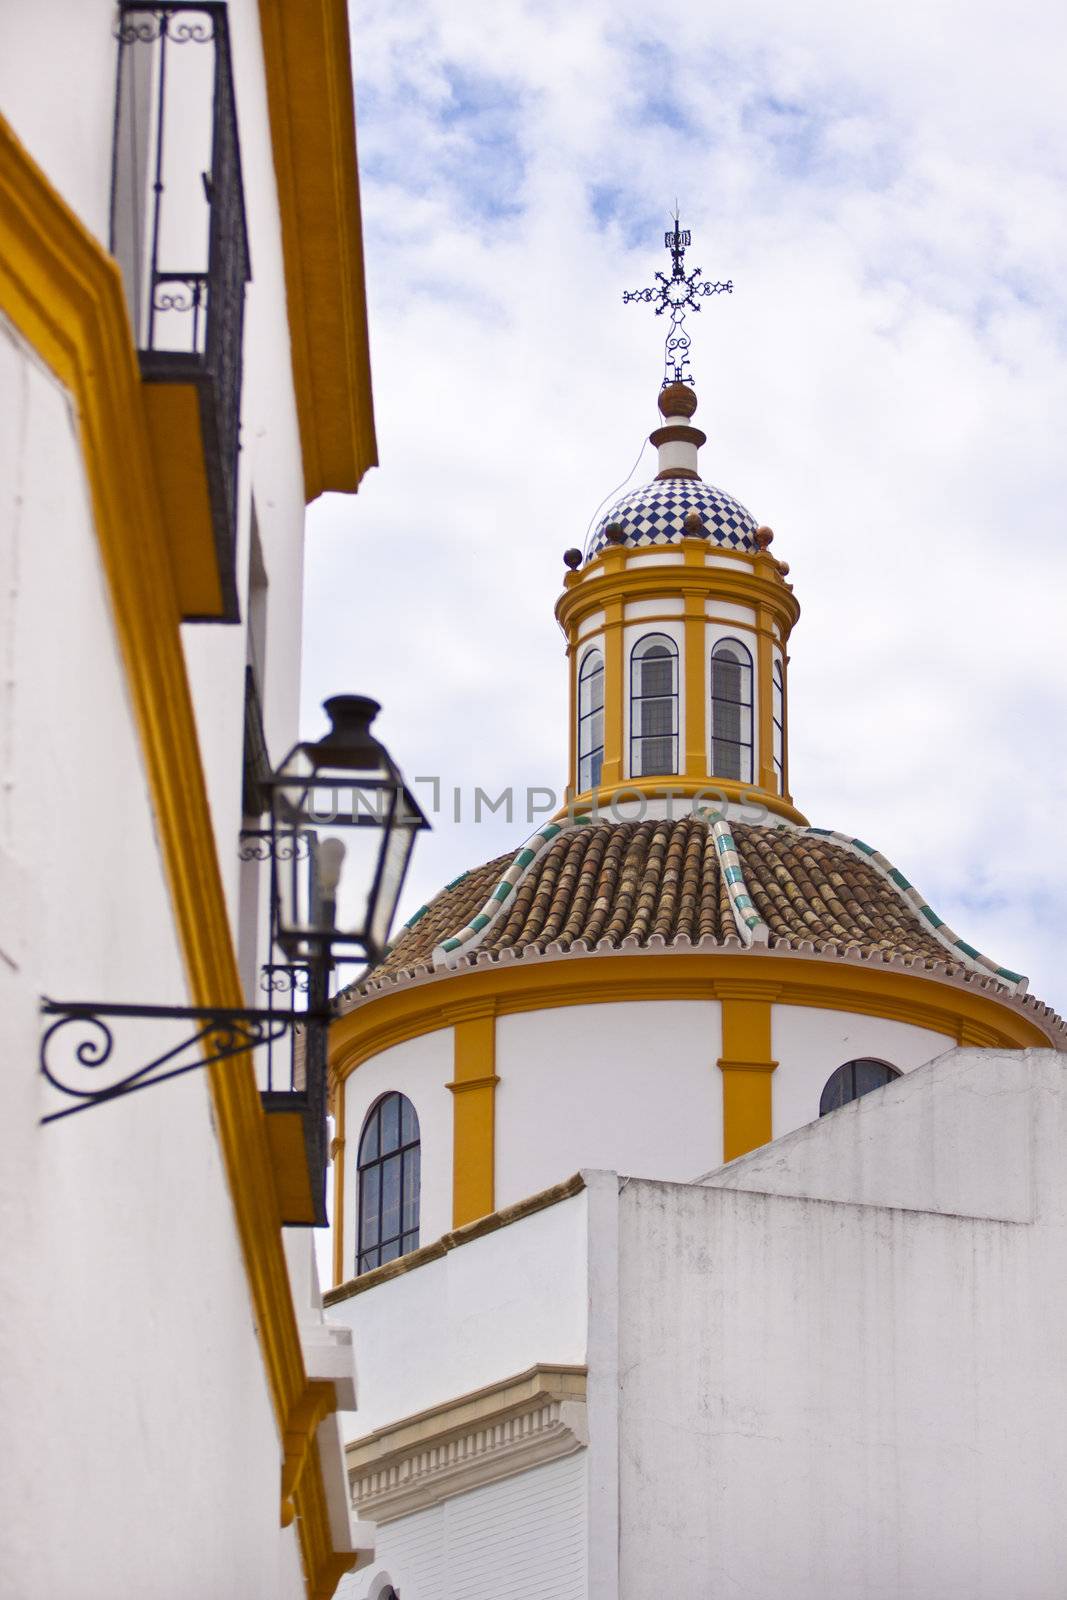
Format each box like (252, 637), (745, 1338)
(357, 1092), (420, 1274)
(711, 637), (754, 783)
(577, 647), (604, 792)
(772, 658), (785, 793)
(630, 633), (678, 777)
(819, 1058), (900, 1116)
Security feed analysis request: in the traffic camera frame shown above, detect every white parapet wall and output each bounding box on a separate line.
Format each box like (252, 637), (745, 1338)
(611, 1048), (1067, 1599)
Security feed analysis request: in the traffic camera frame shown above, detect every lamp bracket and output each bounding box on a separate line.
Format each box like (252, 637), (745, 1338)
(38, 999), (330, 1125)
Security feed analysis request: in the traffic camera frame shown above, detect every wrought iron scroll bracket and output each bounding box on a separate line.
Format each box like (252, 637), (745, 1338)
(38, 999), (330, 1125)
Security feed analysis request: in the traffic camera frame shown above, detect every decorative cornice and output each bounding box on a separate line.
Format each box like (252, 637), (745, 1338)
(257, 0), (377, 500)
(649, 423), (706, 448)
(330, 945), (1064, 1091)
(555, 546), (800, 640)
(346, 1366), (588, 1524)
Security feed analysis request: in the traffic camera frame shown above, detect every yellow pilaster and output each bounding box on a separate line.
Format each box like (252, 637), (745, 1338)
(681, 539), (707, 779)
(755, 595), (777, 794)
(330, 1087), (345, 1289)
(779, 652), (790, 800)
(718, 988), (778, 1161)
(601, 590), (625, 787)
(448, 1005), (499, 1227)
(565, 635), (576, 803)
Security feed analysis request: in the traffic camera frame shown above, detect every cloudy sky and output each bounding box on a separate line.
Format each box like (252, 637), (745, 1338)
(303, 0), (1067, 1014)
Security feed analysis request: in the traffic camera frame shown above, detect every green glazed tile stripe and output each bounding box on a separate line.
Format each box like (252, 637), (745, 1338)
(698, 811), (769, 944)
(804, 827), (1025, 989)
(436, 816), (594, 959)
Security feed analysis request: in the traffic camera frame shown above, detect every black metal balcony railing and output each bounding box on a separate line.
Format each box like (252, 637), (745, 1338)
(110, 3), (250, 621)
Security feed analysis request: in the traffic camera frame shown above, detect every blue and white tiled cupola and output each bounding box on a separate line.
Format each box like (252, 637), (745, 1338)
(590, 381), (759, 555)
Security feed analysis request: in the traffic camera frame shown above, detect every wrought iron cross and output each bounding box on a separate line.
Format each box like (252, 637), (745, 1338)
(623, 215), (732, 388)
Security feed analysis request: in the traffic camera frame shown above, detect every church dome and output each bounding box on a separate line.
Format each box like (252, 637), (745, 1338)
(591, 477), (759, 555)
(356, 816), (1036, 1003)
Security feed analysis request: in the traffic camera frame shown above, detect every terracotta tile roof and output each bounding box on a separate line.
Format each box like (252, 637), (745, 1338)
(735, 827), (948, 959)
(374, 817), (952, 980)
(376, 852), (513, 975)
(492, 816), (732, 951)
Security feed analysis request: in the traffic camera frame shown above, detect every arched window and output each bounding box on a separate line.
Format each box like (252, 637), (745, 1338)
(710, 638), (754, 783)
(577, 648), (604, 792)
(772, 658), (785, 793)
(819, 1059), (900, 1116)
(357, 1092), (420, 1273)
(630, 633), (678, 777)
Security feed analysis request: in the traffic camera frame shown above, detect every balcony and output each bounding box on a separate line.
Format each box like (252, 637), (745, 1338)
(111, 3), (250, 621)
(239, 832), (330, 1228)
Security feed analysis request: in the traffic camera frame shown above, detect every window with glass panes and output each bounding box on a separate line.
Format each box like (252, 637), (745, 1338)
(772, 658), (785, 792)
(578, 648), (604, 791)
(819, 1058), (899, 1116)
(630, 633), (678, 776)
(357, 1091), (420, 1273)
(711, 638), (753, 782)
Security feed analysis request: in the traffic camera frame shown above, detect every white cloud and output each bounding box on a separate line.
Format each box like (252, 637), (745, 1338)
(304, 0), (1067, 1012)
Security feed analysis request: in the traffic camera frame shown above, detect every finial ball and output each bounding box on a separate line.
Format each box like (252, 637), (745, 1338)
(755, 525), (774, 549)
(604, 522), (627, 545)
(659, 382), (698, 419)
(563, 548), (583, 570)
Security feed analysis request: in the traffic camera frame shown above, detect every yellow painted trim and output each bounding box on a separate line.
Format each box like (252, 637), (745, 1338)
(718, 989), (777, 1160)
(449, 1008), (497, 1226)
(331, 952), (1055, 1089)
(566, 636), (577, 805)
(560, 774), (809, 827)
(755, 601), (777, 794)
(682, 540), (707, 778)
(282, 1379), (337, 1520)
(601, 597), (625, 788)
(782, 654), (791, 799)
(557, 545), (800, 642)
(0, 116), (347, 1598)
(331, 1085), (346, 1289)
(140, 382), (224, 617)
(257, 0), (377, 500)
(592, 609), (763, 631)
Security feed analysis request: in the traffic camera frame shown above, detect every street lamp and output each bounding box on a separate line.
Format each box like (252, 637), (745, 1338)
(39, 694), (428, 1169)
(268, 695), (429, 971)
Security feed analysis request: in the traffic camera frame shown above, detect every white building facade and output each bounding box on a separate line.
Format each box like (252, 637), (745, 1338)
(1, 4), (381, 1595)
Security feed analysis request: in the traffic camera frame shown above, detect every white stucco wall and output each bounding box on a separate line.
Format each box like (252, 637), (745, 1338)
(610, 1049), (1067, 1600)
(769, 1002), (950, 1137)
(337, 992), (960, 1268)
(0, 4), (357, 1586)
(0, 320), (307, 1595)
(328, 1188), (589, 1440)
(494, 1001), (724, 1210)
(0, 3), (116, 244)
(342, 1031), (455, 1273)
